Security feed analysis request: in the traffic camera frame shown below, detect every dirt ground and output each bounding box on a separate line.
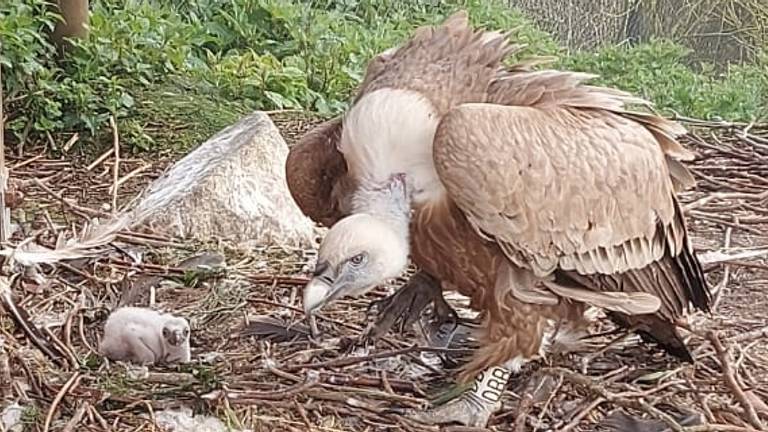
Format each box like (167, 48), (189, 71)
(0, 113), (766, 432)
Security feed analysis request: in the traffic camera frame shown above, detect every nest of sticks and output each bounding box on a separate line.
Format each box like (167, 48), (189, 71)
(0, 114), (766, 432)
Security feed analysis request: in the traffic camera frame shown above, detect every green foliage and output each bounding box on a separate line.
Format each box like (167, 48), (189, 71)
(1, 0), (203, 145)
(1, 0), (766, 154)
(21, 405), (43, 425)
(3, 0), (554, 151)
(123, 79), (254, 151)
(173, 0), (558, 113)
(1, 0), (64, 134)
(560, 40), (768, 121)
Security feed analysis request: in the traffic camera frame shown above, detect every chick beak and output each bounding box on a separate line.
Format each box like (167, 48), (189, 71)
(172, 330), (184, 346)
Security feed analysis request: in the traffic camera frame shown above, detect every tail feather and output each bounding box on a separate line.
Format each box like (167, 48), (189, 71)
(606, 311), (693, 362)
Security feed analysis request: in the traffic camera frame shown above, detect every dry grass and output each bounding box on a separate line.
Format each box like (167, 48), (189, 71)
(0, 113), (767, 432)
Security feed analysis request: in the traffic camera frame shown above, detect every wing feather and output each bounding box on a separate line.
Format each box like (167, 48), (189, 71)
(433, 102), (710, 319)
(285, 117), (354, 227)
(434, 103), (676, 276)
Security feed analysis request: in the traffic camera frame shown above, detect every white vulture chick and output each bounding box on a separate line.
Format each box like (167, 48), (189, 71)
(99, 306), (191, 365)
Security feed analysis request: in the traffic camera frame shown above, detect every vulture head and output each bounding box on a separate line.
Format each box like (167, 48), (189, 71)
(303, 173), (412, 315)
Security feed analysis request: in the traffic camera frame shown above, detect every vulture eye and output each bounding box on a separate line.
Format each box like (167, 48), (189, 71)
(162, 328), (170, 338)
(349, 253), (367, 267)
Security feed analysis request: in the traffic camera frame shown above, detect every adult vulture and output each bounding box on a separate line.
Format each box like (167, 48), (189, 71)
(285, 11), (711, 427)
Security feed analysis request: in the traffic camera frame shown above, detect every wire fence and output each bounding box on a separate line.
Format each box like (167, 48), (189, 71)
(508, 0), (767, 65)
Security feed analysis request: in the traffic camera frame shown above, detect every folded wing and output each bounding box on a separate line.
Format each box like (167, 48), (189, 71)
(432, 86), (709, 326)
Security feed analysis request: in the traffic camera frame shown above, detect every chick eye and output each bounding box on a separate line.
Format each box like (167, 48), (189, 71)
(349, 253), (366, 267)
(162, 328), (169, 337)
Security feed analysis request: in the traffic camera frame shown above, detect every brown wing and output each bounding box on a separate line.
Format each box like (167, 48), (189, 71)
(486, 68), (698, 190)
(286, 11), (521, 226)
(285, 117), (355, 228)
(355, 10), (522, 115)
(432, 96), (710, 328)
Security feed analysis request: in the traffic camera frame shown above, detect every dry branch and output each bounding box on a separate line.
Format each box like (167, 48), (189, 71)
(707, 332), (766, 430)
(0, 115), (764, 432)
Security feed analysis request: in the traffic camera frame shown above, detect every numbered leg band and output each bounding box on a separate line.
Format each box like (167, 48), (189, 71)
(468, 366), (512, 404)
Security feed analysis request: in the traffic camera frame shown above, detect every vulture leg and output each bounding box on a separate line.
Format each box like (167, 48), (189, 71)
(405, 363), (516, 427)
(406, 292), (582, 427)
(363, 270), (458, 343)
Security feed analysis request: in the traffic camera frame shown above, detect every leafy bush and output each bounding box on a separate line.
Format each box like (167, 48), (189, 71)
(1, 0), (766, 154)
(560, 40), (768, 121)
(176, 0), (558, 113)
(2, 0), (553, 151)
(1, 1), (65, 135)
(1, 0), (203, 145)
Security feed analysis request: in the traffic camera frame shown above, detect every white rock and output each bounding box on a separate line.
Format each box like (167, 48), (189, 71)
(134, 112), (316, 249)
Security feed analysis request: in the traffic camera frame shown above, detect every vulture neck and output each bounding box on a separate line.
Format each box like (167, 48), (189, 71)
(351, 179), (412, 247)
(340, 88), (444, 206)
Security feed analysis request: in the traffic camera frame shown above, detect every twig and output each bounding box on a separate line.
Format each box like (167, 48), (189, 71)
(514, 375), (539, 432)
(286, 345), (474, 372)
(32, 178), (111, 219)
(61, 402), (88, 432)
(202, 370), (320, 402)
(86, 148), (114, 171)
(294, 401), (313, 431)
(536, 374), (564, 429)
(0, 337), (10, 398)
(62, 133), (79, 152)
(544, 367), (687, 432)
(43, 371), (81, 432)
(109, 115), (120, 213)
(0, 277), (66, 366)
(131, 371), (199, 386)
(113, 233), (190, 250)
(42, 325), (79, 370)
(10, 153), (43, 170)
(728, 326), (768, 344)
(114, 162), (151, 189)
(557, 397), (605, 432)
(679, 424), (761, 431)
(684, 190), (768, 212)
(712, 227), (733, 309)
(707, 331), (766, 431)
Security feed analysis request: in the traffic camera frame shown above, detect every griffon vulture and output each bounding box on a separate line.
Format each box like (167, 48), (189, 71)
(285, 11), (711, 427)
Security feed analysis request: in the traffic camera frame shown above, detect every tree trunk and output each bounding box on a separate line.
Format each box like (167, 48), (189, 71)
(0, 54), (7, 244)
(51, 0), (90, 52)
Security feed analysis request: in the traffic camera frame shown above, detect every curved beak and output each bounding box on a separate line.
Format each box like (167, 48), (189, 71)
(167, 330), (183, 346)
(303, 260), (338, 316)
(303, 277), (333, 316)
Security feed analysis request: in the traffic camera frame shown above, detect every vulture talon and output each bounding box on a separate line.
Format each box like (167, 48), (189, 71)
(406, 365), (513, 428)
(418, 305), (459, 348)
(363, 271), (450, 342)
(405, 396), (495, 428)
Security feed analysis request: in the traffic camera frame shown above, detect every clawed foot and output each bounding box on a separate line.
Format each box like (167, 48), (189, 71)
(400, 365), (513, 427)
(362, 271), (458, 344)
(416, 299), (464, 349)
(405, 390), (497, 427)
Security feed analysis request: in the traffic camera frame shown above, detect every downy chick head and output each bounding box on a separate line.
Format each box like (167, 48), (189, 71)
(161, 316), (190, 347)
